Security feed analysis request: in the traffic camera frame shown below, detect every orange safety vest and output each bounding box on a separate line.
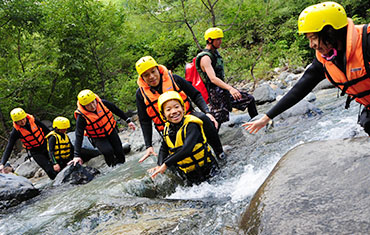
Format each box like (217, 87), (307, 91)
(74, 95), (117, 138)
(137, 65), (192, 132)
(13, 114), (45, 150)
(316, 19), (370, 109)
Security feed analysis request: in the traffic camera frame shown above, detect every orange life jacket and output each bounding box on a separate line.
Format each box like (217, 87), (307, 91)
(13, 114), (45, 150)
(316, 19), (370, 109)
(74, 95), (116, 138)
(137, 65), (192, 132)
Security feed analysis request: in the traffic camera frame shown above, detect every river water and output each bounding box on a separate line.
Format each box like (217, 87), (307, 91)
(0, 88), (366, 234)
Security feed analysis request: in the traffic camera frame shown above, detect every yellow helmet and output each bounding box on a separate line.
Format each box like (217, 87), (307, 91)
(298, 2), (347, 34)
(10, 108), (27, 122)
(204, 27), (224, 41)
(136, 56), (158, 76)
(158, 91), (184, 116)
(77, 89), (96, 106)
(53, 116), (70, 130)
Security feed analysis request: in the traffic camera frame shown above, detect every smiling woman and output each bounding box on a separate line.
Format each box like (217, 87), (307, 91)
(243, 1), (370, 137)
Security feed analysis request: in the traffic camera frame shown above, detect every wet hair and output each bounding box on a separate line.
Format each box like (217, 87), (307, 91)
(317, 25), (347, 49)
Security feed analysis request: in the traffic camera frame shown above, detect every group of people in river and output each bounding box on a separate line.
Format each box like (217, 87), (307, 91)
(1, 2), (370, 186)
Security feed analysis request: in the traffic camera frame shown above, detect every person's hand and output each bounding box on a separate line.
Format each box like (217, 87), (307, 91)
(150, 163), (167, 179)
(68, 157), (83, 166)
(242, 114), (271, 134)
(138, 147), (157, 163)
(206, 113), (218, 129)
(128, 122), (136, 131)
(0, 164), (4, 173)
(147, 166), (160, 174)
(53, 164), (61, 172)
(229, 87), (242, 101)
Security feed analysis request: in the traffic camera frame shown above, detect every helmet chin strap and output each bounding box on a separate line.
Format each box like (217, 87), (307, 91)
(321, 48), (337, 61)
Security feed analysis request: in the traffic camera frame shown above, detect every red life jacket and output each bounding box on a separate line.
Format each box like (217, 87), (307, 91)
(316, 19), (370, 109)
(185, 57), (209, 103)
(13, 114), (45, 150)
(137, 65), (192, 132)
(74, 95), (117, 138)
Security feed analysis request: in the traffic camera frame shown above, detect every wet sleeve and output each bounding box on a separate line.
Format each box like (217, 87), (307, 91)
(157, 141), (169, 166)
(164, 123), (202, 167)
(266, 58), (326, 119)
(136, 89), (154, 148)
(174, 75), (210, 113)
(102, 99), (131, 123)
(35, 119), (51, 135)
(74, 114), (87, 157)
(1, 129), (19, 165)
(48, 136), (58, 164)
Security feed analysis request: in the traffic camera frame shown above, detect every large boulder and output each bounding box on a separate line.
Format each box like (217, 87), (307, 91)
(253, 84), (277, 105)
(15, 159), (40, 178)
(0, 174), (39, 210)
(53, 164), (100, 186)
(240, 137), (370, 234)
(276, 99), (322, 120)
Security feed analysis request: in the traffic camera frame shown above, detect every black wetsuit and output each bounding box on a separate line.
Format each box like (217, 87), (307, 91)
(266, 32), (370, 136)
(1, 119), (57, 179)
(136, 74), (224, 155)
(74, 99), (131, 166)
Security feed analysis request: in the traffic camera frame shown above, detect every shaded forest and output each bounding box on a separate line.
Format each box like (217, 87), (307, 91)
(1, 0), (369, 151)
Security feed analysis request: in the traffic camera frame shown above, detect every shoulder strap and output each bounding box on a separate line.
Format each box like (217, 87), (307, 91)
(362, 24), (370, 76)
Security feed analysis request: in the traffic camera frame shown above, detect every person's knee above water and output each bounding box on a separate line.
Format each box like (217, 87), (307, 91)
(71, 89), (136, 167)
(135, 56), (226, 162)
(45, 116), (74, 173)
(243, 1), (370, 135)
(148, 91), (219, 185)
(196, 27), (258, 126)
(0, 108), (57, 179)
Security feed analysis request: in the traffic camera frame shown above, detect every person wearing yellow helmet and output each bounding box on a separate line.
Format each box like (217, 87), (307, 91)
(0, 108), (57, 179)
(45, 117), (74, 172)
(148, 91), (219, 185)
(196, 27), (258, 126)
(135, 56), (227, 163)
(70, 89), (136, 167)
(244, 2), (370, 136)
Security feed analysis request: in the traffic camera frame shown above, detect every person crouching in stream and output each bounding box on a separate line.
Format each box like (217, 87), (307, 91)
(69, 89), (136, 167)
(45, 117), (74, 173)
(148, 91), (219, 186)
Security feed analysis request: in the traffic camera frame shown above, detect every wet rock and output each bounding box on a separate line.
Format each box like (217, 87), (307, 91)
(0, 174), (39, 210)
(240, 137), (370, 234)
(15, 159), (40, 178)
(276, 99), (322, 120)
(304, 92), (316, 102)
(67, 132), (101, 159)
(253, 84), (277, 105)
(53, 164), (100, 186)
(313, 79), (335, 91)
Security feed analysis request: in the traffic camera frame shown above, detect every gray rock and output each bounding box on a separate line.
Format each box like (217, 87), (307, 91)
(67, 132), (101, 159)
(0, 174), (39, 209)
(277, 99), (322, 120)
(313, 79), (335, 91)
(15, 159), (40, 178)
(240, 137), (370, 234)
(277, 71), (290, 81)
(53, 164), (100, 186)
(304, 92), (316, 102)
(253, 84), (277, 105)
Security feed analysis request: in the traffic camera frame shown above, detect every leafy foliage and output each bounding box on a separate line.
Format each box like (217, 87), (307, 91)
(0, 0), (368, 151)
